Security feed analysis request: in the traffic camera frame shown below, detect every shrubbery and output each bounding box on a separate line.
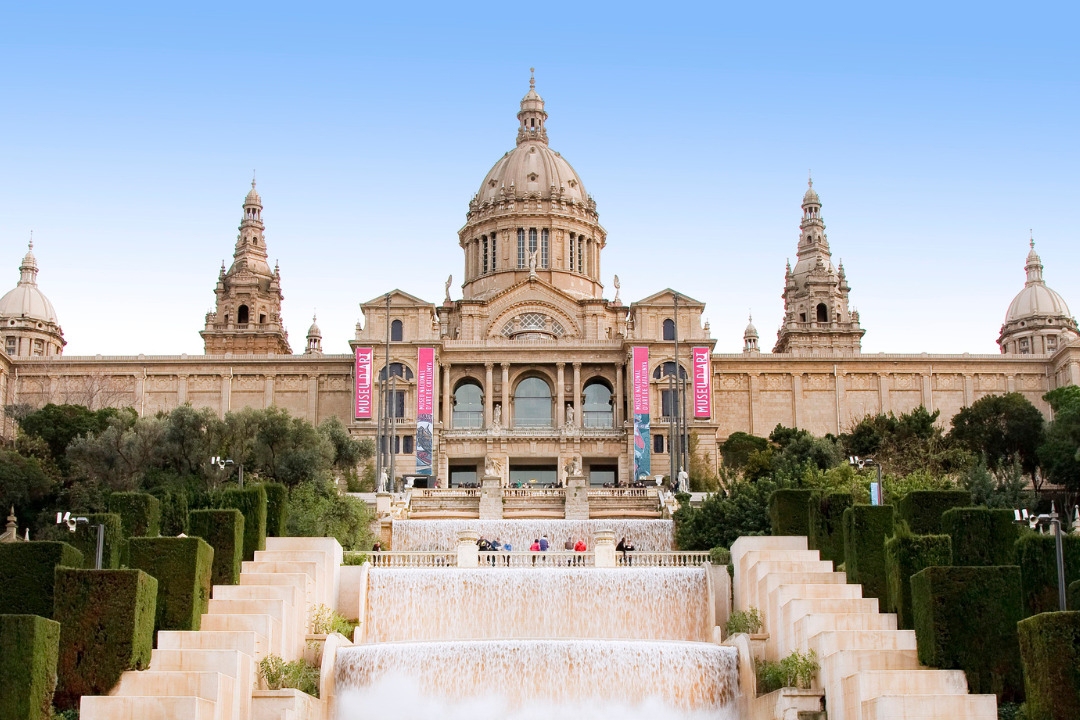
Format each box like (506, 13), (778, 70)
(911, 565), (1024, 702)
(0, 614), (61, 720)
(942, 507), (1018, 566)
(767, 489), (812, 537)
(809, 490), (853, 567)
(285, 481), (375, 550)
(263, 482), (288, 537)
(673, 478), (776, 550)
(725, 607), (763, 636)
(754, 650), (818, 695)
(128, 537), (214, 634)
(1015, 533), (1080, 616)
(69, 513), (122, 569)
(219, 485), (267, 561)
(842, 505), (895, 603)
(1017, 611), (1080, 720)
(0, 541), (83, 617)
(53, 568), (157, 711)
(107, 491), (161, 538)
(884, 533), (951, 629)
(188, 509), (244, 586)
(895, 490), (971, 535)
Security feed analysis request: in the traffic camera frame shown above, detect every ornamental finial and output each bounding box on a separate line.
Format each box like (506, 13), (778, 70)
(529, 67), (535, 89)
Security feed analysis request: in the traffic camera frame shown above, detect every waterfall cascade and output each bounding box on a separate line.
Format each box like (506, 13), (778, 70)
(391, 519), (674, 552)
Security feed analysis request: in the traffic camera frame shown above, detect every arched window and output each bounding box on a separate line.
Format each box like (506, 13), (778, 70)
(514, 377), (552, 427)
(662, 318), (675, 341)
(816, 304), (828, 323)
(583, 380), (613, 428)
(237, 305), (249, 324)
(391, 319), (403, 341)
(652, 362), (688, 380)
(452, 380), (484, 429)
(379, 362), (414, 381)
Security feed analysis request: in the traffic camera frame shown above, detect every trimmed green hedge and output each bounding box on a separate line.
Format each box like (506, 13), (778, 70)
(0, 614), (61, 720)
(189, 509), (244, 585)
(768, 489), (812, 537)
(911, 565), (1023, 702)
(896, 490), (972, 535)
(69, 513), (123, 569)
(1018, 611), (1080, 720)
(157, 489), (190, 536)
(53, 568), (157, 711)
(219, 485), (267, 561)
(263, 482), (288, 537)
(128, 537), (213, 635)
(0, 542), (83, 617)
(809, 490), (854, 567)
(1070, 580), (1080, 611)
(107, 492), (161, 538)
(942, 507), (1018, 566)
(843, 505), (895, 603)
(884, 534), (952, 630)
(1016, 533), (1080, 616)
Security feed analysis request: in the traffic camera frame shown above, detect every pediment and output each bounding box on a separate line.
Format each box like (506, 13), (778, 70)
(359, 288), (434, 310)
(631, 288), (704, 308)
(482, 280), (585, 339)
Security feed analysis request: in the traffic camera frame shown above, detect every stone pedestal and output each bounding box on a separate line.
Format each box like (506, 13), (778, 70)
(479, 474), (503, 520)
(375, 492), (391, 516)
(594, 529), (616, 568)
(564, 474), (589, 520)
(456, 530), (479, 568)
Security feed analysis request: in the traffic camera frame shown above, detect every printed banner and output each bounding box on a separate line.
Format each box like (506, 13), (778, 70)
(415, 347), (435, 476)
(631, 346), (651, 481)
(692, 346), (712, 418)
(354, 347), (373, 419)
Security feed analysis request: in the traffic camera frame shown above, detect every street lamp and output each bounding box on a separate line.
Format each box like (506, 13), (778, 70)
(211, 456), (244, 488)
(1014, 503), (1067, 611)
(849, 456), (883, 505)
(57, 511), (104, 569)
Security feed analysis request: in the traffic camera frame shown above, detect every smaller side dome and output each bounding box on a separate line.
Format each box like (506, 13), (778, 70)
(245, 177), (261, 207)
(307, 314), (322, 337)
(803, 176), (820, 206)
(998, 236), (1079, 354)
(743, 313), (760, 353)
(0, 239), (66, 357)
(0, 241), (59, 324)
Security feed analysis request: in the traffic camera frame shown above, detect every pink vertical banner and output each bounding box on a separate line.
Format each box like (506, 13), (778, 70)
(692, 346), (712, 418)
(632, 346), (650, 414)
(354, 347), (373, 418)
(415, 348), (435, 475)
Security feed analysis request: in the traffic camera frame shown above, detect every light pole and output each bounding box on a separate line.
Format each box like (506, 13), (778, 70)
(211, 456), (244, 488)
(57, 511), (103, 569)
(849, 456), (883, 505)
(1014, 504), (1067, 611)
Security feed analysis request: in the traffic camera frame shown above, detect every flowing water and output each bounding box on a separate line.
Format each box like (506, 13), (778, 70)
(364, 567), (710, 643)
(391, 519), (674, 552)
(335, 640), (739, 718)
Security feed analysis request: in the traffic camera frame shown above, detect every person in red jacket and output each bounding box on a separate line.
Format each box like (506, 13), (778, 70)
(573, 537), (587, 565)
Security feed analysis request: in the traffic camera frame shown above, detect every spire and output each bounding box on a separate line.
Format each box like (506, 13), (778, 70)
(516, 67), (548, 146)
(1025, 232), (1045, 286)
(18, 237), (38, 286)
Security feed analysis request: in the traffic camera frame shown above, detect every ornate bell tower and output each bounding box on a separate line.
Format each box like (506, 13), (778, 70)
(200, 179), (292, 355)
(773, 179), (864, 355)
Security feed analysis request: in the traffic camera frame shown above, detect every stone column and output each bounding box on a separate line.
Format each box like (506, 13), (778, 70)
(556, 363), (566, 428)
(1006, 374), (1016, 393)
(441, 363), (451, 426)
(877, 373), (889, 415)
(457, 529), (479, 568)
(615, 362), (624, 427)
(791, 374), (803, 428)
(177, 374), (188, 405)
(748, 374), (759, 436)
(264, 374), (275, 408)
(572, 362), (582, 428)
(501, 363), (510, 426)
(564, 471), (589, 520)
(593, 530), (616, 568)
(479, 473), (503, 520)
(484, 363), (494, 428)
(221, 372), (232, 418)
(307, 375), (319, 423)
(963, 373), (974, 407)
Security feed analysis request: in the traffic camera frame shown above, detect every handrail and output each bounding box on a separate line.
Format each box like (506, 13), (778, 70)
(587, 487), (657, 498)
(345, 550), (709, 568)
(477, 551), (595, 567)
(615, 551), (710, 567)
(352, 551), (458, 567)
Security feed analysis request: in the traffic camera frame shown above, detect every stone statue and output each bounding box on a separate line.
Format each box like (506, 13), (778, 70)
(492, 404), (502, 429)
(484, 455), (502, 478)
(564, 404), (575, 427)
(570, 456), (582, 476)
(677, 469), (689, 492)
(378, 469), (389, 493)
(613, 274), (621, 304)
(444, 275), (453, 303)
(528, 250), (538, 276)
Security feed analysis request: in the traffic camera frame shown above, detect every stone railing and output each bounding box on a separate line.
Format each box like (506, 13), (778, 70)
(412, 488), (481, 498)
(350, 551), (458, 567)
(587, 487), (657, 498)
(615, 551), (710, 567)
(477, 551), (595, 567)
(503, 488), (565, 498)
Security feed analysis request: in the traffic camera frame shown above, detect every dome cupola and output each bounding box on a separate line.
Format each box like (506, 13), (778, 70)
(998, 235), (1078, 355)
(0, 238), (66, 357)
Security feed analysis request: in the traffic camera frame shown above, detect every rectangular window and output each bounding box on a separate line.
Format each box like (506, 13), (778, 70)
(569, 236), (576, 271)
(517, 228), (525, 268)
(393, 435), (400, 454)
(387, 390), (406, 418)
(653, 433), (665, 454)
(1047, 336), (1057, 350)
(541, 229), (549, 268)
(491, 237), (497, 270)
(4, 337), (15, 355)
(482, 237), (488, 274)
(578, 238), (584, 274)
(402, 435), (414, 454)
(33, 339), (44, 356)
(661, 389), (678, 418)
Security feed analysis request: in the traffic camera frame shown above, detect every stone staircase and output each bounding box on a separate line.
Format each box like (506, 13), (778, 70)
(80, 537), (343, 720)
(731, 536), (997, 720)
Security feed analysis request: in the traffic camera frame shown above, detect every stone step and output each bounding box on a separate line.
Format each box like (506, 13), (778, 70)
(81, 695), (217, 720)
(200, 613), (283, 658)
(819, 650), (922, 720)
(212, 584), (305, 654)
(861, 693), (997, 720)
(240, 572), (315, 609)
(775, 597), (880, 657)
(809, 630), (917, 657)
(157, 630), (266, 659)
(843, 670), (970, 720)
(251, 688), (323, 720)
(113, 670), (233, 702)
(150, 649), (254, 720)
(793, 613), (897, 655)
(251, 552), (332, 607)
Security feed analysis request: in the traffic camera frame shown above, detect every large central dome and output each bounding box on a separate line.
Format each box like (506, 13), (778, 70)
(458, 74), (606, 303)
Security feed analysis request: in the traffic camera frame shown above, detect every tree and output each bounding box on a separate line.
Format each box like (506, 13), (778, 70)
(17, 403), (123, 472)
(286, 480), (375, 550)
(673, 478), (776, 550)
(66, 414), (165, 491)
(319, 416), (374, 474)
(720, 432), (769, 472)
(1039, 386), (1080, 491)
(688, 431), (720, 492)
(949, 393), (1045, 481)
(842, 407), (969, 478)
(0, 450), (55, 513)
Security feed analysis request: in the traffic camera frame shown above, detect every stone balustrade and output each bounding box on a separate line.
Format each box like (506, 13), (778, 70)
(615, 551), (710, 567)
(344, 550), (709, 569)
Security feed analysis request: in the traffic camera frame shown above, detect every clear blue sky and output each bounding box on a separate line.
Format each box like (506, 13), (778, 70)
(1, 2), (1076, 356)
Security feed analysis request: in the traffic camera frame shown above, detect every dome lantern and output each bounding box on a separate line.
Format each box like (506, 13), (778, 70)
(516, 68), (548, 146)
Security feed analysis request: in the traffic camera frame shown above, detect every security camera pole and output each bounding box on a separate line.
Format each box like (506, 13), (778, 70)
(1014, 504), (1067, 611)
(57, 511), (103, 569)
(211, 456), (243, 488)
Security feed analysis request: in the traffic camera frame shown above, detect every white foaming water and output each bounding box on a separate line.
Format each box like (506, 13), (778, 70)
(364, 567), (710, 643)
(335, 640), (739, 718)
(391, 519), (674, 552)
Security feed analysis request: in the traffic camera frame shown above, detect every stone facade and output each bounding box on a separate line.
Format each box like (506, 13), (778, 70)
(1, 77), (1078, 487)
